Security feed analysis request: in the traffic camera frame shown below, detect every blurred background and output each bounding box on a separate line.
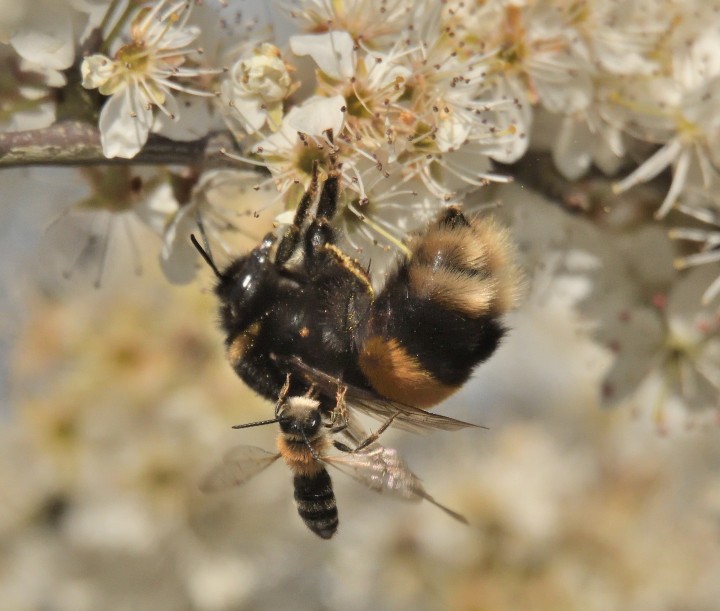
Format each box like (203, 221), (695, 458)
(2, 166), (720, 611)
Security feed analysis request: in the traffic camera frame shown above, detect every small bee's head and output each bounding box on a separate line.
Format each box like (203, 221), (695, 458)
(277, 396), (323, 438)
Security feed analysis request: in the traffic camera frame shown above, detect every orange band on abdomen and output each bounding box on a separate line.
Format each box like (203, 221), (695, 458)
(358, 336), (458, 409)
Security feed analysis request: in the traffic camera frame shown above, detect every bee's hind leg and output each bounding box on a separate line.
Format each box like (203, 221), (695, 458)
(332, 413), (398, 453)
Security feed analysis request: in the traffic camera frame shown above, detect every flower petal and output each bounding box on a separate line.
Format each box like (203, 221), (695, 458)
(290, 31), (355, 81)
(152, 94), (213, 141)
(98, 87), (153, 159)
(221, 80), (268, 134)
(286, 95), (345, 137)
(613, 138), (682, 195)
(81, 54), (115, 90)
(435, 112), (471, 153)
(134, 182), (178, 235)
(9, 0), (75, 69)
(553, 116), (592, 181)
(160, 205), (200, 285)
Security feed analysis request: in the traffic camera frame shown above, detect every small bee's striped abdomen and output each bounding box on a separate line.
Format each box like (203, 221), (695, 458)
(293, 469), (338, 539)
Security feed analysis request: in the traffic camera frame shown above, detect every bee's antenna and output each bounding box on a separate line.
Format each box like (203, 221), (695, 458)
(190, 234), (222, 279)
(231, 417), (282, 430)
(302, 429), (322, 462)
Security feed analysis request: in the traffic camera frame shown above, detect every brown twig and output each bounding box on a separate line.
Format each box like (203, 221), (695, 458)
(0, 121), (242, 169)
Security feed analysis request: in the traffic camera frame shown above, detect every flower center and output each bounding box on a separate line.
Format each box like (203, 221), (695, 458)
(116, 42), (152, 76)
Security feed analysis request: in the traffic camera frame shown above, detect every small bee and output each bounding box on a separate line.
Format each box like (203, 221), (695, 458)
(192, 135), (520, 432)
(201, 379), (467, 539)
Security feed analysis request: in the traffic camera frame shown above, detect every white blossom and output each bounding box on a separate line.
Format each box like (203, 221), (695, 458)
(81, 1), (218, 158)
(222, 42), (294, 135)
(161, 169), (274, 284)
(606, 3), (720, 218)
(551, 111), (626, 181)
(47, 167), (179, 287)
(290, 31), (356, 81)
(609, 77), (720, 218)
(670, 201), (720, 305)
(0, 0), (94, 70)
(335, 153), (447, 274)
(284, 0), (413, 45)
(245, 95), (346, 192)
(601, 260), (720, 426)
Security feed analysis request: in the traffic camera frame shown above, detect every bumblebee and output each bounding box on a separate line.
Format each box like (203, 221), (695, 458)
(192, 147), (520, 432)
(201, 379), (466, 538)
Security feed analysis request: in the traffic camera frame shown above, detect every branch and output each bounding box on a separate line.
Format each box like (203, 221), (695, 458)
(496, 153), (668, 218)
(0, 121), (241, 169)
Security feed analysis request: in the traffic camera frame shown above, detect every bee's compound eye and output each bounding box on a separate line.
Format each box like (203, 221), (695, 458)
(307, 413), (321, 433)
(279, 417), (293, 433)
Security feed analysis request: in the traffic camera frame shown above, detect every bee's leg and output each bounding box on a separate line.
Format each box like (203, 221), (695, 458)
(315, 129), (340, 223)
(277, 129), (340, 268)
(326, 407), (348, 433)
(332, 440), (353, 453)
(275, 162), (320, 266)
(303, 131), (342, 260)
(327, 421), (348, 434)
(351, 413), (398, 452)
(304, 168), (340, 261)
(274, 374), (292, 417)
(332, 413), (398, 453)
(303, 202), (374, 294)
(326, 385), (349, 433)
(315, 167), (340, 222)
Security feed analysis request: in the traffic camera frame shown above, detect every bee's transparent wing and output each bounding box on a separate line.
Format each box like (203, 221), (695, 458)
(282, 355), (481, 433)
(200, 445), (280, 493)
(325, 446), (468, 524)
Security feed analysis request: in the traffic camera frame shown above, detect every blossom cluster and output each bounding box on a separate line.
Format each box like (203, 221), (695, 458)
(4, 1), (720, 603)
(1, 2), (720, 462)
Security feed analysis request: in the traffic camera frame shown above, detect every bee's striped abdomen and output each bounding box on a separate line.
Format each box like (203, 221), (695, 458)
(359, 208), (521, 408)
(293, 469), (338, 539)
(407, 208), (520, 319)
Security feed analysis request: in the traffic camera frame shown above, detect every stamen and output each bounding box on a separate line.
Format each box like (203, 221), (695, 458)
(655, 148), (690, 219)
(347, 201), (412, 257)
(434, 158), (493, 187)
(63, 233), (99, 281)
(668, 228), (719, 244)
(613, 139), (683, 195)
(138, 80), (173, 118)
(220, 149), (272, 168)
(93, 213), (114, 289)
(122, 215), (143, 276)
(153, 78), (218, 98)
(138, 0), (168, 34)
(675, 202), (720, 227)
(701, 274), (720, 306)
(674, 249), (720, 270)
